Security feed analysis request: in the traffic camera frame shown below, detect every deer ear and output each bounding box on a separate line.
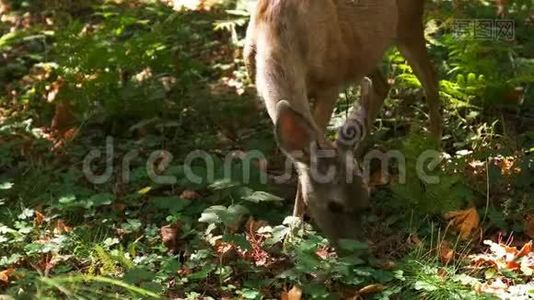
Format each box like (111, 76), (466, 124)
(275, 100), (317, 163)
(359, 77), (373, 112)
(336, 77), (373, 151)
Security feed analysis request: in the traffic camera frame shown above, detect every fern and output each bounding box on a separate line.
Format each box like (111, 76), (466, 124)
(92, 245), (120, 276)
(391, 133), (470, 214)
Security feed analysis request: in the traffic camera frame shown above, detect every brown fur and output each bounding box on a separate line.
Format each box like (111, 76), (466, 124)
(245, 0), (442, 243)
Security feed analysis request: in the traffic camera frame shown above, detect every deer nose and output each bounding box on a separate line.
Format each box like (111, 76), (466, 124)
(327, 201), (345, 214)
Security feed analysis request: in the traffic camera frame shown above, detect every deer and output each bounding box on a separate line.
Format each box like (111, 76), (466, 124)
(244, 0), (442, 244)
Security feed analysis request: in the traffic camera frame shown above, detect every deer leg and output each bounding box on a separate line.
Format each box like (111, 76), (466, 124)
(312, 88), (341, 133)
(366, 70), (390, 128)
(292, 183), (305, 216)
(313, 75), (387, 140)
(397, 35), (443, 141)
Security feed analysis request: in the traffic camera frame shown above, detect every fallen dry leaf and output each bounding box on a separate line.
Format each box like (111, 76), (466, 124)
(34, 211), (45, 226)
(439, 241), (455, 264)
(359, 284), (385, 295)
(445, 207), (480, 240)
(516, 241), (533, 258)
(180, 190), (201, 200)
(61, 127), (79, 141)
(0, 1), (10, 15)
(315, 246), (332, 260)
(0, 268), (14, 284)
(49, 99), (79, 151)
(214, 239), (238, 264)
(46, 79), (63, 103)
(506, 260), (521, 271)
(160, 222), (181, 253)
(51, 100), (76, 133)
(495, 157), (515, 176)
(381, 260), (397, 270)
(470, 240), (534, 273)
(281, 286), (302, 300)
(54, 219), (72, 235)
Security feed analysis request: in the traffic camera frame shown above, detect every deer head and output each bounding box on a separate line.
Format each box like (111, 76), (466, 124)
(274, 78), (374, 243)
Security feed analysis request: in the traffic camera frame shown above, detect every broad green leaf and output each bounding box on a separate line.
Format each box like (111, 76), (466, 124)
(243, 191), (283, 203)
(188, 265), (215, 281)
(265, 225), (289, 246)
(151, 196), (190, 212)
(59, 195), (76, 204)
(123, 267), (156, 284)
(18, 208), (34, 220)
(89, 193), (114, 207)
(337, 239), (369, 252)
(122, 219), (143, 232)
(223, 233), (251, 251)
(0, 182), (13, 190)
(239, 289), (260, 299)
(209, 178), (240, 190)
(198, 205), (227, 224)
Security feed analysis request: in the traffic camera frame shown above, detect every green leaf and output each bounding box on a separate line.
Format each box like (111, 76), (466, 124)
(303, 283), (330, 299)
(151, 196), (190, 212)
(18, 208), (34, 220)
(243, 191), (283, 203)
(0, 182), (13, 190)
(209, 178), (240, 190)
(265, 225), (289, 246)
(296, 251), (321, 272)
(223, 233), (251, 251)
(198, 205), (227, 224)
(0, 31), (20, 49)
(59, 195), (77, 204)
(188, 265), (215, 281)
(199, 205), (249, 227)
(140, 281), (164, 294)
(225, 205), (249, 223)
(123, 268), (156, 284)
(414, 280), (438, 292)
(103, 238), (120, 248)
(372, 269), (395, 283)
(121, 219), (143, 232)
(162, 258), (181, 274)
(337, 239), (369, 252)
(137, 186), (152, 195)
(487, 208), (507, 229)
(89, 193), (114, 207)
(239, 289), (260, 299)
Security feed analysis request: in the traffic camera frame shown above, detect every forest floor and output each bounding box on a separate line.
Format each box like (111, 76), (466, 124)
(0, 0), (534, 299)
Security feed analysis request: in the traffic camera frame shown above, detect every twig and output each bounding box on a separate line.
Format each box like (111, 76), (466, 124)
(482, 158), (490, 224)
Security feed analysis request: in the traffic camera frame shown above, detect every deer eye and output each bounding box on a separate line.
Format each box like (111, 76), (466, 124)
(327, 201), (345, 214)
